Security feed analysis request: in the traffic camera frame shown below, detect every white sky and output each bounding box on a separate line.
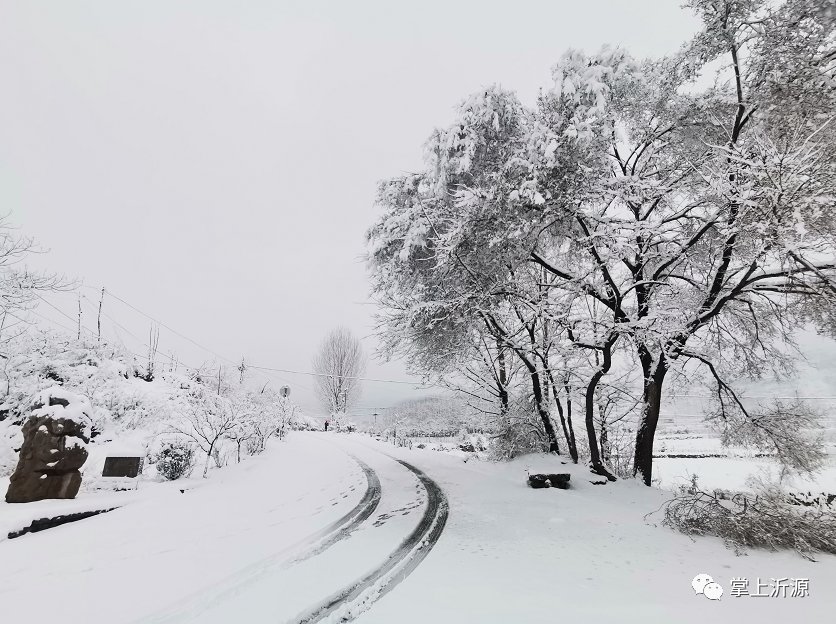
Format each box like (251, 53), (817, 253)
(0, 0), (701, 419)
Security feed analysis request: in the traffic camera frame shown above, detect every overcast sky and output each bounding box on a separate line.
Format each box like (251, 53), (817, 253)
(0, 0), (701, 418)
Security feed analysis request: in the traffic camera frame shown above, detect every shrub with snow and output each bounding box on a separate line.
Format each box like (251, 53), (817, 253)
(659, 476), (836, 561)
(456, 428), (488, 453)
(490, 398), (551, 460)
(0, 327), (309, 479)
(151, 440), (195, 481)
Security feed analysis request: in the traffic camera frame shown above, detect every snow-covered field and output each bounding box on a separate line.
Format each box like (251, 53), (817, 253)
(654, 454), (836, 493)
(652, 407), (836, 493)
(2, 432), (834, 623)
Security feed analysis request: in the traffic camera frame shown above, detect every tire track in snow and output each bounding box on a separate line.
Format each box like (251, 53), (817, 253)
(286, 456), (381, 566)
(140, 454), (381, 624)
(291, 457), (448, 624)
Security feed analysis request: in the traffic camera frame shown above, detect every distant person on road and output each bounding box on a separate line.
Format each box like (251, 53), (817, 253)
(324, 420), (329, 432)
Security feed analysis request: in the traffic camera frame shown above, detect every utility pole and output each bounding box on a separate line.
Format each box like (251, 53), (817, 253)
(97, 287), (104, 342)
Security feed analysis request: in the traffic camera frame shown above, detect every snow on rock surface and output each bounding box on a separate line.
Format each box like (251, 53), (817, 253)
(4, 387), (95, 503)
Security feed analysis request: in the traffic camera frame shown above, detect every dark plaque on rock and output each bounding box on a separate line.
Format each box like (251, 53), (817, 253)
(102, 457), (143, 478)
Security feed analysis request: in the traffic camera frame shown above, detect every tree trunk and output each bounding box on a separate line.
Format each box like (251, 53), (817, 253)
(633, 351), (667, 486)
(498, 388), (509, 415)
(549, 376), (578, 463)
(599, 416), (609, 464)
(584, 340), (616, 481)
(203, 442), (214, 478)
(530, 369), (559, 453)
(483, 315), (558, 453)
(564, 383), (578, 464)
(497, 342), (510, 415)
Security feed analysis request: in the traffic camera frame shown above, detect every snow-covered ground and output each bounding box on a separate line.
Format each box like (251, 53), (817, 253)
(2, 431), (835, 623)
(654, 455), (836, 492)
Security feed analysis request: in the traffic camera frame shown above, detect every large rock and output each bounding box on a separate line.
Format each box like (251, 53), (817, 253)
(528, 473), (571, 490)
(5, 389), (93, 503)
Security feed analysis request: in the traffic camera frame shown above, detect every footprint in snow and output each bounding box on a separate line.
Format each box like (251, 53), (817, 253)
(372, 512), (393, 527)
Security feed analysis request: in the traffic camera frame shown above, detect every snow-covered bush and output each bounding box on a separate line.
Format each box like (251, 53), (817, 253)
(273, 394), (299, 437)
(224, 391), (259, 463)
(241, 405), (279, 455)
(490, 398), (551, 460)
(0, 331), (156, 425)
(0, 330), (183, 475)
(659, 476), (836, 561)
(151, 440), (195, 480)
(288, 408), (320, 431)
(169, 385), (238, 478)
(456, 428), (488, 453)
(0, 326), (309, 479)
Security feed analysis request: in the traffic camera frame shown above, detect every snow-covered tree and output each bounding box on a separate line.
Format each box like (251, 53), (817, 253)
(224, 390), (258, 463)
(0, 220), (68, 351)
(273, 395), (299, 439)
(312, 326), (366, 415)
(169, 384), (238, 477)
(367, 0), (836, 484)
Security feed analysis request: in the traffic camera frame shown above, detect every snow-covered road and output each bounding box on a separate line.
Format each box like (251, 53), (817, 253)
(0, 433), (448, 623)
(143, 435), (449, 623)
(3, 432), (836, 623)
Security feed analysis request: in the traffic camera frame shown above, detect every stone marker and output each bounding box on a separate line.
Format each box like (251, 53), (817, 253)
(102, 457), (143, 478)
(5, 389), (92, 503)
(528, 473), (571, 490)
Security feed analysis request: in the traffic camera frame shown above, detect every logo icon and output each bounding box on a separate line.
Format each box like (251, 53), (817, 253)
(692, 574), (723, 600)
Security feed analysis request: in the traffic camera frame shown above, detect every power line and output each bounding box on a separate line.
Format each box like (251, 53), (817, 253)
(666, 394), (836, 400)
(86, 286), (428, 387)
(0, 315), (28, 333)
(27, 307), (81, 336)
(31, 292), (201, 374)
(24, 291), (836, 399)
(3, 309), (39, 328)
(248, 364), (433, 386)
(22, 292), (312, 404)
(21, 294), (836, 409)
(77, 295), (196, 372)
(82, 294), (142, 343)
(33, 292), (87, 330)
(98, 287), (306, 391)
(99, 288), (237, 364)
(31, 300), (159, 367)
(350, 406), (394, 410)
(80, 293), (190, 372)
